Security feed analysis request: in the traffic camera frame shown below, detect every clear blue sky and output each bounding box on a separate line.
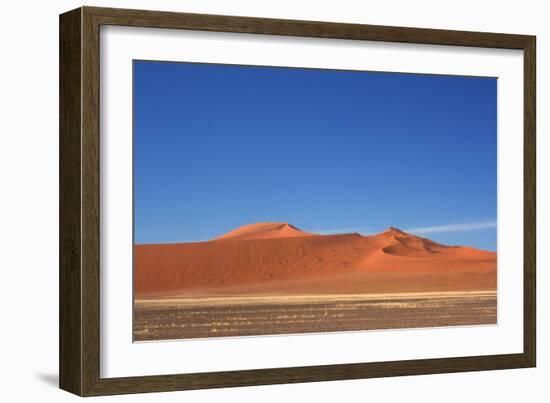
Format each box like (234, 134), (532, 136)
(134, 61), (497, 250)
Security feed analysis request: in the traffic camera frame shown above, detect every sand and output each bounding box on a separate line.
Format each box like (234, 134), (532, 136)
(135, 223), (496, 298)
(215, 222), (315, 240)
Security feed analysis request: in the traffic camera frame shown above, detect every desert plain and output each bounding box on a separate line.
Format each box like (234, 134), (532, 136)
(134, 223), (497, 341)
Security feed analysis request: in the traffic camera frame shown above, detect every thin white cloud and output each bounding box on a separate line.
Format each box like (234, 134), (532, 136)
(309, 221), (496, 236)
(405, 221), (497, 235)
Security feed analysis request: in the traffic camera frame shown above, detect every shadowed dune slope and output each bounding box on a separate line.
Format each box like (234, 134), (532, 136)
(135, 223), (496, 298)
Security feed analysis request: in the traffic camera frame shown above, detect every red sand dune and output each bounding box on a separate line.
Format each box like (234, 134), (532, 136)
(216, 222), (314, 240)
(135, 223), (496, 298)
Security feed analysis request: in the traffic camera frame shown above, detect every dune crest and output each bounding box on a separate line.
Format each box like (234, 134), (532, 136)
(216, 222), (316, 240)
(135, 223), (496, 298)
(374, 227), (449, 257)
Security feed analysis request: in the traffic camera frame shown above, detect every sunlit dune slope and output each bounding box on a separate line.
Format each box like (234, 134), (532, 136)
(215, 222), (315, 240)
(135, 223), (496, 298)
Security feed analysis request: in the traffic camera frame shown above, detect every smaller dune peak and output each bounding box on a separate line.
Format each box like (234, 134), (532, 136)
(385, 226), (406, 235)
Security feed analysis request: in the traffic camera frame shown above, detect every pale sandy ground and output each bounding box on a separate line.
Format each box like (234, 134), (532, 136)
(135, 290), (497, 308)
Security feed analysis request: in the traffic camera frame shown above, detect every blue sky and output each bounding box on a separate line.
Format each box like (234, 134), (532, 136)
(134, 61), (497, 250)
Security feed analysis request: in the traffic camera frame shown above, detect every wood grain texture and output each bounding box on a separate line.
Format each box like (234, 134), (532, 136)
(59, 6), (537, 396)
(523, 38), (536, 367)
(81, 6), (102, 396)
(86, 6), (531, 49)
(59, 8), (82, 396)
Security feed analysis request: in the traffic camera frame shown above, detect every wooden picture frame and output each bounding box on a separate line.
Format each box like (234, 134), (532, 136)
(59, 6), (536, 396)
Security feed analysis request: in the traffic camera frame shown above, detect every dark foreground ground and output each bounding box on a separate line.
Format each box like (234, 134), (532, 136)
(134, 291), (497, 341)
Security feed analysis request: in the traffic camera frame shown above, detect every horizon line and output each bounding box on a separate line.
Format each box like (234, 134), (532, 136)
(135, 220), (496, 246)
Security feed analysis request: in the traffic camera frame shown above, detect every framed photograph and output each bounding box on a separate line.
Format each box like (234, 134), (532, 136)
(59, 6), (536, 396)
